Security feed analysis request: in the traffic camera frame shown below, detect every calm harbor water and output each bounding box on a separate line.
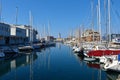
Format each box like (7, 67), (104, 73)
(0, 43), (119, 80)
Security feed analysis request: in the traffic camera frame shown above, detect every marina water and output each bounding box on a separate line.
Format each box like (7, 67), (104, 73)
(0, 43), (118, 80)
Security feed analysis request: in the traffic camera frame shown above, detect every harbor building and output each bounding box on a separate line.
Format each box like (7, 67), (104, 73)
(82, 29), (100, 42)
(56, 33), (63, 42)
(10, 25), (26, 45)
(0, 23), (11, 45)
(45, 36), (54, 42)
(14, 25), (38, 43)
(0, 22), (38, 45)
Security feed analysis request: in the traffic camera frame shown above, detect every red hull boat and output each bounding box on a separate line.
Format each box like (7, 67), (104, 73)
(87, 63), (100, 69)
(87, 50), (120, 57)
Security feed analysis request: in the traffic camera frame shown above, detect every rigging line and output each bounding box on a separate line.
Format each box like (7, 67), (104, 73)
(115, 10), (120, 19)
(110, 1), (120, 23)
(110, 3), (120, 33)
(111, 0), (114, 5)
(110, 0), (120, 19)
(82, 1), (92, 28)
(111, 6), (120, 21)
(93, 3), (99, 31)
(82, 12), (91, 28)
(111, 4), (120, 32)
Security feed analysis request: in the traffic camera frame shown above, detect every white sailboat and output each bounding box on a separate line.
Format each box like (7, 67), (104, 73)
(104, 55), (120, 72)
(18, 11), (34, 52)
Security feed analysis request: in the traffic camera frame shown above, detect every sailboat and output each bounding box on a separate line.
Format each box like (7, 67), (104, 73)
(85, 0), (120, 58)
(104, 54), (120, 72)
(18, 11), (34, 52)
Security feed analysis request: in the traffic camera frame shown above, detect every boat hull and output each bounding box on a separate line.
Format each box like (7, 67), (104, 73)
(87, 50), (120, 57)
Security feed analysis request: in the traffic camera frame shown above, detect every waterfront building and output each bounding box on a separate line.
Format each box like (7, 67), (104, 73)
(0, 23), (11, 45)
(10, 25), (26, 44)
(0, 22), (38, 45)
(45, 36), (54, 42)
(10, 25), (38, 44)
(82, 29), (100, 42)
(15, 25), (38, 43)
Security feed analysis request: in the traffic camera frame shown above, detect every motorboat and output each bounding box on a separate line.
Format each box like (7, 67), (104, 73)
(104, 54), (120, 72)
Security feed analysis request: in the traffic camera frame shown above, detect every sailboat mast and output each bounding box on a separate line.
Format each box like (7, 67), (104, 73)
(108, 0), (111, 42)
(91, 0), (94, 42)
(0, 0), (2, 22)
(98, 0), (101, 43)
(104, 0), (108, 45)
(43, 24), (46, 38)
(78, 26), (81, 43)
(29, 11), (33, 43)
(97, 5), (98, 32)
(48, 20), (50, 36)
(16, 7), (18, 25)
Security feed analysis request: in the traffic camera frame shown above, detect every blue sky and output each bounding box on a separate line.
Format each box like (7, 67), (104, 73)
(1, 0), (120, 38)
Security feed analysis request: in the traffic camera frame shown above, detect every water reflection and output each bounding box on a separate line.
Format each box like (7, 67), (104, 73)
(0, 52), (38, 80)
(106, 71), (120, 80)
(37, 47), (51, 70)
(86, 62), (101, 69)
(0, 43), (115, 80)
(77, 54), (84, 61)
(76, 54), (106, 80)
(77, 54), (120, 80)
(57, 43), (61, 49)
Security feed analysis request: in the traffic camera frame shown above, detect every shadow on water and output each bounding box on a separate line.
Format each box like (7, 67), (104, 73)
(77, 54), (84, 61)
(76, 53), (120, 80)
(106, 71), (120, 80)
